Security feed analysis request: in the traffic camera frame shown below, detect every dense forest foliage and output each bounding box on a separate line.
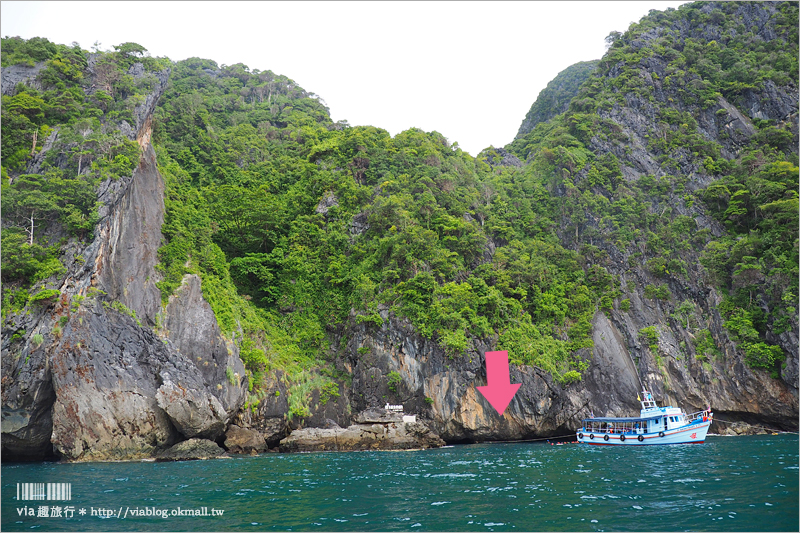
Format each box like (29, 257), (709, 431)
(2, 1), (798, 417)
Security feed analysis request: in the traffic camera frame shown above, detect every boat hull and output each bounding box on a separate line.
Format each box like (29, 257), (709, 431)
(576, 420), (712, 446)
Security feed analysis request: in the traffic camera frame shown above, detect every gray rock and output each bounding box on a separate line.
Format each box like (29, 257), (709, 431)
(479, 147), (522, 168)
(279, 427), (342, 452)
(744, 79), (799, 122)
(315, 191), (339, 215)
(230, 373), (291, 447)
(0, 408), (29, 434)
(156, 377), (227, 440)
(224, 425), (267, 454)
(261, 418), (289, 446)
(349, 212), (370, 237)
(26, 127), (61, 175)
(157, 439), (225, 461)
(1, 61), (45, 96)
(163, 274), (246, 415)
(0, 382), (55, 460)
(95, 143), (164, 326)
(321, 418), (341, 429)
(47, 302), (180, 461)
(339, 296), (798, 444)
(279, 421), (445, 453)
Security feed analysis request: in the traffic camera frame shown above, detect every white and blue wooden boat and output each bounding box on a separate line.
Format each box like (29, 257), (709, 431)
(577, 391), (713, 445)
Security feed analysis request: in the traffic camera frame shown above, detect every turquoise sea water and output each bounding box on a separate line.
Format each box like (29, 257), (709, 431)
(1, 434), (797, 532)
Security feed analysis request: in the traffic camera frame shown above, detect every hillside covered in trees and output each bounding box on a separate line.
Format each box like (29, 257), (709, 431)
(1, 1), (798, 460)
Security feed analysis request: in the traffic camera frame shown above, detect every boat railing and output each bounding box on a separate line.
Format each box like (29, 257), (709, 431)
(686, 410), (712, 423)
(580, 424), (647, 435)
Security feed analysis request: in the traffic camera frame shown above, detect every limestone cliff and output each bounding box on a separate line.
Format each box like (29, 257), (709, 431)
(1, 59), (246, 461)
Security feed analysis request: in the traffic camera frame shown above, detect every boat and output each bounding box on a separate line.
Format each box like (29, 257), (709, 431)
(576, 390), (713, 445)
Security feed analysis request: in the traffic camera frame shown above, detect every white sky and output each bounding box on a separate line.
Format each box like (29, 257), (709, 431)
(2, 1), (687, 156)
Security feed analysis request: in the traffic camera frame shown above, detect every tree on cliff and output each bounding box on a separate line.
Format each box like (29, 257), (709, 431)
(113, 42), (147, 58)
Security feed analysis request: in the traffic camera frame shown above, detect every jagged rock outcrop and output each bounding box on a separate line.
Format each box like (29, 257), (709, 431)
(354, 408), (404, 424)
(479, 147), (522, 169)
(1, 60), (247, 461)
(230, 371), (291, 448)
(162, 274), (246, 415)
(157, 438), (225, 461)
(155, 377), (227, 440)
(315, 191), (339, 215)
(48, 298), (176, 461)
(0, 62), (45, 96)
(224, 425), (267, 454)
(542, 1), (799, 409)
(3, 3), (797, 460)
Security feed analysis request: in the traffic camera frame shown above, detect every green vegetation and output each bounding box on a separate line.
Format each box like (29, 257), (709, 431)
(103, 300), (141, 326)
(670, 299), (696, 329)
(29, 289), (60, 305)
(31, 333), (44, 348)
(691, 329), (717, 362)
(644, 284), (671, 301)
(319, 382), (340, 406)
(387, 371), (402, 393)
(640, 326), (659, 353)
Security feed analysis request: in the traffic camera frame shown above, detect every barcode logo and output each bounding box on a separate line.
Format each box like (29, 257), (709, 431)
(16, 483), (71, 501)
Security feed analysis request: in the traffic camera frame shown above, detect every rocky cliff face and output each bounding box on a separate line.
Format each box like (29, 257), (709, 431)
(324, 300), (796, 445)
(1, 61), (246, 461)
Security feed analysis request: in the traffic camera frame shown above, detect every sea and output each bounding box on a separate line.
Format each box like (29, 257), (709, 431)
(1, 434), (797, 532)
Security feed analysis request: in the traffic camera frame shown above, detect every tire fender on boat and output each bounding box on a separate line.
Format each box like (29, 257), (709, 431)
(658, 431), (665, 438)
(603, 434), (609, 441)
(578, 433), (584, 439)
(638, 435), (644, 442)
(589, 433), (595, 440)
(619, 434), (625, 442)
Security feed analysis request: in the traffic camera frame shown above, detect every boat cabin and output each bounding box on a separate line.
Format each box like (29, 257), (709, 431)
(581, 410), (687, 435)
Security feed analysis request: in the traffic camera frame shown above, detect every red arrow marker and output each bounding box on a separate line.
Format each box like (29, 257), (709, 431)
(476, 350), (521, 415)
